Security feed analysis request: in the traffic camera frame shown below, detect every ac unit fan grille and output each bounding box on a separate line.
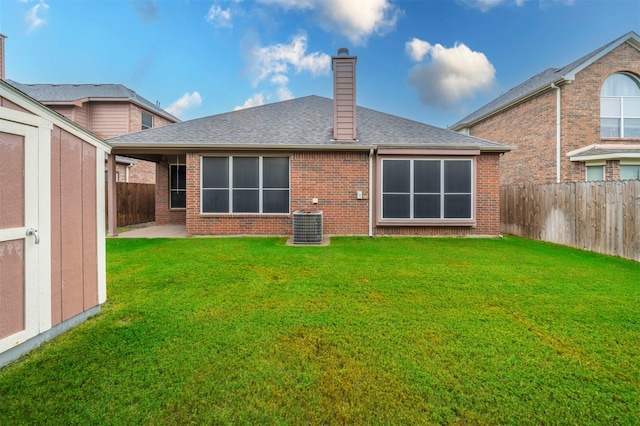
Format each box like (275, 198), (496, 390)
(293, 211), (323, 244)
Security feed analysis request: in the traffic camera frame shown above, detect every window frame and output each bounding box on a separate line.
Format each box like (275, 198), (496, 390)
(141, 111), (154, 130)
(620, 163), (640, 180)
(169, 163), (187, 210)
(585, 162), (605, 182)
(200, 155), (291, 215)
(600, 72), (640, 138)
(377, 155), (476, 227)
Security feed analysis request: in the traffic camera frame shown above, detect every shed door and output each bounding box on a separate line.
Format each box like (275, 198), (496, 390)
(0, 120), (42, 353)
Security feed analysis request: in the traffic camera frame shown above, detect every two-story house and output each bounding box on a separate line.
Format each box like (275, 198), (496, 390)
(451, 31), (640, 185)
(6, 80), (179, 184)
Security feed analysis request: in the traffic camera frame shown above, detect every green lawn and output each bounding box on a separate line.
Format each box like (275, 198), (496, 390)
(1, 236), (639, 424)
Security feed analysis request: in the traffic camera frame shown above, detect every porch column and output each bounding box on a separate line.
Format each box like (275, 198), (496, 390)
(107, 153), (118, 237)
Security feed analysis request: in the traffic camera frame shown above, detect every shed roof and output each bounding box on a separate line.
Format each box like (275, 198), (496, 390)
(6, 80), (179, 123)
(451, 31), (640, 130)
(107, 95), (511, 152)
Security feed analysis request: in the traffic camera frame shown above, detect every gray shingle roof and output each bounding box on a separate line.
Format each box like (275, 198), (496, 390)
(6, 80), (179, 123)
(451, 31), (640, 129)
(107, 95), (511, 151)
(569, 146), (640, 161)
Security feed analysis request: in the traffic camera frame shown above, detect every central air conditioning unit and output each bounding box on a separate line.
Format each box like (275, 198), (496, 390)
(293, 210), (323, 245)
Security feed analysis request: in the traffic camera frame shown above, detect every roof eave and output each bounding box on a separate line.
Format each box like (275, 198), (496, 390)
(453, 32), (640, 131)
(570, 152), (640, 162)
(451, 78), (569, 131)
(109, 142), (514, 153)
(0, 81), (112, 153)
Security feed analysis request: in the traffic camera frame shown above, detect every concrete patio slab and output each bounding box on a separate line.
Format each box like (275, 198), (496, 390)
(112, 225), (187, 238)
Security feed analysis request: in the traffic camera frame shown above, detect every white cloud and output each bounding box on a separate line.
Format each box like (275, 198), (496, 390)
(258, 0), (400, 45)
(25, 0), (49, 32)
(462, 0), (506, 12)
(276, 86), (293, 101)
(165, 92), (203, 118)
(407, 42), (496, 110)
(462, 0), (574, 12)
(206, 5), (233, 27)
(406, 38), (431, 62)
(234, 93), (265, 110)
(248, 33), (330, 86)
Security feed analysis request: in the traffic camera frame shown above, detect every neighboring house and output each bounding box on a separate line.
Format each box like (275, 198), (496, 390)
(451, 31), (640, 185)
(6, 80), (179, 184)
(0, 79), (111, 367)
(107, 49), (513, 238)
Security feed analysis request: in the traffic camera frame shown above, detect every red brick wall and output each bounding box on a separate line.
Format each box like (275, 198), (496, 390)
(155, 161), (186, 225)
(561, 42), (640, 181)
(185, 151), (370, 236)
(470, 90), (556, 185)
(175, 150), (502, 237)
(468, 42), (640, 185)
(375, 153), (502, 236)
(127, 160), (155, 184)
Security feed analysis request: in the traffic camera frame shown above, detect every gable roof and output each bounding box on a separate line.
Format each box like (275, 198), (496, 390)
(0, 79), (111, 153)
(6, 80), (179, 123)
(107, 95), (511, 153)
(451, 31), (640, 130)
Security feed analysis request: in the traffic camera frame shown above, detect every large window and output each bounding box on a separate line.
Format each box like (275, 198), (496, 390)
(621, 165), (640, 180)
(381, 159), (473, 220)
(201, 156), (289, 214)
(170, 164), (186, 209)
(601, 73), (640, 138)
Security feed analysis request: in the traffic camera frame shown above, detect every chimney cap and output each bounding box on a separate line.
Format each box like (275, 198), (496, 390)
(337, 47), (350, 56)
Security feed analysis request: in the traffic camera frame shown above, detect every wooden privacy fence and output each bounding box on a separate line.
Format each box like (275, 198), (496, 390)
(105, 183), (155, 227)
(501, 181), (640, 262)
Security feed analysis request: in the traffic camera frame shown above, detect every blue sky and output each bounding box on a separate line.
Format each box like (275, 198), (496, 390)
(1, 0), (639, 128)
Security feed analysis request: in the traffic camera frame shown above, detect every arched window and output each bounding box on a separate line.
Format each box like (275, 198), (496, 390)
(601, 73), (640, 138)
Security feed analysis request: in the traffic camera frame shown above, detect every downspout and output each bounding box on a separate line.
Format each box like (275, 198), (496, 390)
(369, 148), (374, 238)
(551, 82), (561, 183)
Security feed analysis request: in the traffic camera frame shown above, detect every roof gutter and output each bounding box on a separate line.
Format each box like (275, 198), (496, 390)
(109, 142), (515, 153)
(452, 78), (569, 131)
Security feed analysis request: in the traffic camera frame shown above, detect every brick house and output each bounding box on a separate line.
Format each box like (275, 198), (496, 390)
(451, 31), (640, 185)
(6, 80), (179, 184)
(107, 49), (512, 238)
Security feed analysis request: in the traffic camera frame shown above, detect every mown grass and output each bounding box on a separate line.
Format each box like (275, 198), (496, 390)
(1, 236), (639, 424)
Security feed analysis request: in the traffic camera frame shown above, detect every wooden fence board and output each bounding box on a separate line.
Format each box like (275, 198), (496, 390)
(105, 183), (155, 227)
(501, 181), (640, 262)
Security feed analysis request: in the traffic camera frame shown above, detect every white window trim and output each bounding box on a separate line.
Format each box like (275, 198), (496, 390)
(585, 164), (605, 182)
(601, 73), (640, 138)
(377, 157), (476, 227)
(200, 155), (291, 215)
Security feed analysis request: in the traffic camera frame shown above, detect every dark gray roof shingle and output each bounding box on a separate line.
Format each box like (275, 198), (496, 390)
(451, 31), (640, 129)
(107, 95), (510, 151)
(6, 80), (179, 122)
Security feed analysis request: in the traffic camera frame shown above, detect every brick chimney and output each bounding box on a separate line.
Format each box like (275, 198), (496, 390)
(0, 34), (6, 80)
(332, 48), (357, 141)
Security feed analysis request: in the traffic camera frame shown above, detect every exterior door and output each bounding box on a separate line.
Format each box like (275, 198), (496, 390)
(0, 119), (44, 353)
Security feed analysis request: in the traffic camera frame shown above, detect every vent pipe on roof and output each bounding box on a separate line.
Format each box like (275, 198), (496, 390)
(0, 34), (6, 81)
(332, 48), (357, 141)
